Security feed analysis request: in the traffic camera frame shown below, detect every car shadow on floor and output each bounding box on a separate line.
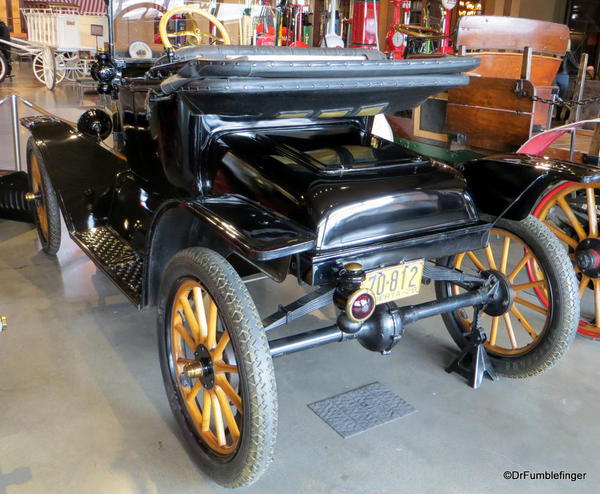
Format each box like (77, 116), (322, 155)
(0, 465), (32, 494)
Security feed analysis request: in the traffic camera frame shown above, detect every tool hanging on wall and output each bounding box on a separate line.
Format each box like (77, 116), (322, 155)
(322, 0), (344, 48)
(240, 0), (254, 45)
(290, 1), (309, 46)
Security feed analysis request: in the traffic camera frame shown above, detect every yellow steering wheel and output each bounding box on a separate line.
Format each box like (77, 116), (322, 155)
(159, 5), (231, 49)
(394, 24), (445, 39)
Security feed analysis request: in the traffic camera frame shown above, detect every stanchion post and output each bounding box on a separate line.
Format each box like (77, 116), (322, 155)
(10, 94), (21, 172)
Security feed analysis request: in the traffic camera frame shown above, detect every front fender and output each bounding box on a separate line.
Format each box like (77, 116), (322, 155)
(459, 154), (600, 221)
(21, 116), (126, 232)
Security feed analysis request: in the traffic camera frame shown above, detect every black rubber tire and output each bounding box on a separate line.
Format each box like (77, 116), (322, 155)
(435, 216), (579, 378)
(157, 247), (278, 488)
(26, 139), (61, 255)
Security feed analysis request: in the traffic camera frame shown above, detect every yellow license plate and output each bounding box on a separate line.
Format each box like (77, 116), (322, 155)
(361, 259), (424, 304)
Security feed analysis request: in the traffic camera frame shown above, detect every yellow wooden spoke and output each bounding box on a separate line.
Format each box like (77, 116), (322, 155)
(500, 236), (510, 274)
(467, 251), (486, 271)
(507, 253), (532, 282)
(557, 197), (587, 240)
(176, 357), (196, 366)
(210, 390), (227, 446)
(502, 313), (518, 349)
(512, 280), (545, 292)
(180, 296), (201, 343)
(545, 222), (579, 248)
(206, 298), (218, 350)
(511, 305), (538, 339)
(192, 286), (208, 342)
(579, 275), (590, 299)
(515, 297), (548, 316)
(186, 380), (202, 405)
(214, 361), (238, 374)
(201, 390), (212, 432)
(485, 245), (497, 270)
(213, 331), (231, 360)
(586, 187), (598, 237)
(174, 323), (196, 351)
(215, 385), (240, 440)
(489, 316), (499, 346)
(216, 375), (242, 411)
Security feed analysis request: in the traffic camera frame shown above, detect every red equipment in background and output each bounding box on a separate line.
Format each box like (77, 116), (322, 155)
(348, 0), (380, 49)
(385, 0), (456, 59)
(439, 0), (456, 54)
(386, 0), (411, 59)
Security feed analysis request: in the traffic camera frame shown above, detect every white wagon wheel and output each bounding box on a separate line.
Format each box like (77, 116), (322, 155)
(32, 48), (63, 90)
(0, 52), (7, 84)
(60, 53), (88, 81)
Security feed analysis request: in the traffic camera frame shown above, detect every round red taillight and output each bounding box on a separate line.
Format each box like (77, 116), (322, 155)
(347, 290), (376, 322)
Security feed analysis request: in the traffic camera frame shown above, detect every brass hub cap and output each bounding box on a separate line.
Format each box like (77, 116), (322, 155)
(29, 154), (49, 242)
(453, 228), (550, 356)
(535, 182), (600, 339)
(170, 280), (242, 455)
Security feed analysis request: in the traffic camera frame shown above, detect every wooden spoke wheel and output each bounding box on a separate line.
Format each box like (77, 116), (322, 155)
(534, 181), (600, 340)
(26, 139), (61, 255)
(158, 247), (276, 487)
(394, 24), (445, 39)
(435, 216), (579, 377)
(32, 48), (62, 90)
(171, 279), (242, 455)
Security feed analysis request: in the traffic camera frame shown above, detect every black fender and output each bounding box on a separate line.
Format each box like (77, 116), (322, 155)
(144, 195), (315, 306)
(459, 154), (600, 221)
(20, 116), (126, 232)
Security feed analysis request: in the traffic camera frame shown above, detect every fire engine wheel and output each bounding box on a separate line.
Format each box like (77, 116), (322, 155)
(26, 139), (61, 255)
(534, 181), (600, 340)
(158, 247), (277, 488)
(435, 216), (578, 378)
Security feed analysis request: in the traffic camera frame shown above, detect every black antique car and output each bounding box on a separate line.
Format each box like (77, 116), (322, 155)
(6, 1), (600, 488)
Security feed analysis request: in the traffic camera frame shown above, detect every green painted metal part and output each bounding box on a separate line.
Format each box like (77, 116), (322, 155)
(395, 138), (484, 165)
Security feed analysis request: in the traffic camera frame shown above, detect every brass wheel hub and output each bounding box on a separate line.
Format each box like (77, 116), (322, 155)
(183, 344), (215, 389)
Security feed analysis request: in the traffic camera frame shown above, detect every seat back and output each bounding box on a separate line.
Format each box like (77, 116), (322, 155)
(456, 16), (569, 86)
(456, 15), (569, 56)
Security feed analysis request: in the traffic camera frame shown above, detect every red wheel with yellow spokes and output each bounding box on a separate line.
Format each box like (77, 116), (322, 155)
(435, 216), (579, 377)
(533, 181), (600, 340)
(158, 248), (277, 487)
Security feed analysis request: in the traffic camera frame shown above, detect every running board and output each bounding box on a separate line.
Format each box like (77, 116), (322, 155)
(72, 226), (143, 306)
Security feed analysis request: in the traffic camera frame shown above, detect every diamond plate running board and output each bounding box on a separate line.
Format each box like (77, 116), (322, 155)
(73, 226), (143, 306)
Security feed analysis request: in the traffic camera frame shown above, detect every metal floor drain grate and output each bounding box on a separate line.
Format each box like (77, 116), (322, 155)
(308, 382), (417, 438)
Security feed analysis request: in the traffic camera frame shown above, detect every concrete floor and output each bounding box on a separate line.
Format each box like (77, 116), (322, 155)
(1, 63), (599, 494)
